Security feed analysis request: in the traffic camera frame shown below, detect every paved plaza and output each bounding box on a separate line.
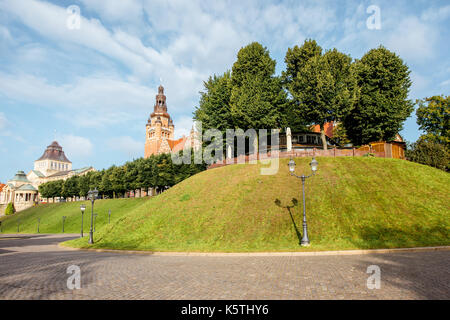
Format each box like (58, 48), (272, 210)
(0, 234), (449, 300)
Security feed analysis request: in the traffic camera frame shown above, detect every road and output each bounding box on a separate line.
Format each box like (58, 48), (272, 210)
(0, 234), (449, 299)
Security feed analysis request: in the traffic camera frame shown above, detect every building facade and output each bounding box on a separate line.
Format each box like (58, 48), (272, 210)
(0, 141), (95, 215)
(144, 85), (199, 158)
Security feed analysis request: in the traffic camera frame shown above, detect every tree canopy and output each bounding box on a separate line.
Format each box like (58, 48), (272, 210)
(342, 46), (413, 146)
(415, 95), (450, 147)
(283, 40), (356, 149)
(38, 152), (206, 200)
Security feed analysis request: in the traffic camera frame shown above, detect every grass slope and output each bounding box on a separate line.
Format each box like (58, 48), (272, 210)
(0, 198), (149, 234)
(2, 157), (449, 252)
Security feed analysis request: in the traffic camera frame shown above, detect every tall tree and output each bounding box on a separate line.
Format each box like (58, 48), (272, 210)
(284, 41), (356, 149)
(342, 46), (413, 146)
(193, 71), (233, 132)
(230, 42), (288, 132)
(415, 95), (450, 147)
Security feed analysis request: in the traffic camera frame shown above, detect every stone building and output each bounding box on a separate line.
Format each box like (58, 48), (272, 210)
(26, 141), (94, 188)
(144, 85), (200, 158)
(0, 141), (95, 215)
(0, 171), (38, 213)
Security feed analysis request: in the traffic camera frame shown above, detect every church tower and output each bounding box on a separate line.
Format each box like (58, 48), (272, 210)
(145, 85), (175, 158)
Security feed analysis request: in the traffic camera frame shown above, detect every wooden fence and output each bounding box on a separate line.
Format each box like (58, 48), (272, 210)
(208, 141), (406, 170)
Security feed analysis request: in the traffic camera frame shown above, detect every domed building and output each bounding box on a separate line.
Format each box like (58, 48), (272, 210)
(0, 141), (95, 215)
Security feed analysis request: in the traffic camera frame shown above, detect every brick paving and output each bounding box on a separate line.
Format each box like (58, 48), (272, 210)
(0, 234), (449, 300)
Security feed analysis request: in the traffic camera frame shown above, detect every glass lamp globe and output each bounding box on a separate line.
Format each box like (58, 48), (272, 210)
(310, 157), (319, 173)
(288, 158), (296, 173)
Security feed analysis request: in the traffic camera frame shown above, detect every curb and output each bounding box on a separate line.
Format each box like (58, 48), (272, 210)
(58, 243), (450, 257)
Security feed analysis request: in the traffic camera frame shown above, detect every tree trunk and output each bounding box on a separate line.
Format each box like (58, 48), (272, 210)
(320, 124), (328, 150)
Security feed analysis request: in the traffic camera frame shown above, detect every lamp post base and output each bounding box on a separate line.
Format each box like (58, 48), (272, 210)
(88, 232), (93, 244)
(301, 241), (310, 247)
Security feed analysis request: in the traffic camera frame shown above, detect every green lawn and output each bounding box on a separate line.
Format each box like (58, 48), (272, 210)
(0, 197), (150, 234)
(2, 157), (449, 252)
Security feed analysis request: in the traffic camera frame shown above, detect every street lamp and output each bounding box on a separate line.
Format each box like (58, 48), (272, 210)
(80, 205), (86, 238)
(108, 209), (111, 224)
(87, 188), (98, 244)
(37, 218), (40, 233)
(93, 214), (98, 232)
(62, 216), (66, 233)
(288, 157), (319, 246)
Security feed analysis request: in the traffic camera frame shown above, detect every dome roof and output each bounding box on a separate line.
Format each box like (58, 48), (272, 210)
(10, 171), (31, 183)
(36, 141), (71, 163)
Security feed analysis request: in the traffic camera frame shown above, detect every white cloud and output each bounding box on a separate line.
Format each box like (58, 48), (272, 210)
(385, 16), (437, 63)
(0, 112), (26, 142)
(106, 136), (142, 159)
(80, 0), (144, 24)
(0, 72), (154, 127)
(173, 116), (194, 138)
(421, 5), (450, 22)
(57, 134), (93, 159)
(0, 112), (6, 130)
(0, 25), (11, 40)
(440, 79), (450, 88)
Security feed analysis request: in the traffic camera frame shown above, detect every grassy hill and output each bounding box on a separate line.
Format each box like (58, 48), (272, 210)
(0, 198), (149, 234)
(2, 157), (449, 252)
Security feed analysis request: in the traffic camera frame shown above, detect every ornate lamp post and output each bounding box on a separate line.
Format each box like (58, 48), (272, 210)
(80, 204), (86, 238)
(288, 157), (319, 246)
(93, 214), (98, 232)
(62, 216), (66, 233)
(87, 188), (98, 244)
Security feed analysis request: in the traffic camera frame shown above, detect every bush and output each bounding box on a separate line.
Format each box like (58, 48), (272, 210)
(5, 202), (15, 215)
(406, 140), (449, 171)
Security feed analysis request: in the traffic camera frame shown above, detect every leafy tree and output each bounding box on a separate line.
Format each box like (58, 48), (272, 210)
(193, 71), (234, 133)
(110, 166), (126, 197)
(36, 153), (207, 200)
(342, 46), (413, 146)
(5, 202), (15, 215)
(406, 140), (449, 171)
(283, 39), (322, 92)
(230, 42), (288, 132)
(62, 176), (79, 198)
(100, 168), (113, 197)
(78, 174), (90, 197)
(416, 95), (450, 147)
(332, 123), (351, 146)
(283, 41), (356, 149)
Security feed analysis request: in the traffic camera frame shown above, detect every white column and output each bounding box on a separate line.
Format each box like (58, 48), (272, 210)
(286, 127), (292, 152)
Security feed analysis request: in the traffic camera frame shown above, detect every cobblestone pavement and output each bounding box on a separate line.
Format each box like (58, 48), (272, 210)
(0, 234), (449, 300)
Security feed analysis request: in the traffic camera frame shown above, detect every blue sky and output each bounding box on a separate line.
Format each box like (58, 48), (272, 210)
(0, 0), (449, 182)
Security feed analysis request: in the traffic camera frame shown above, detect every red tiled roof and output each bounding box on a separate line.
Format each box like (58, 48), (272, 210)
(0, 183), (5, 192)
(312, 122), (334, 138)
(169, 137), (187, 153)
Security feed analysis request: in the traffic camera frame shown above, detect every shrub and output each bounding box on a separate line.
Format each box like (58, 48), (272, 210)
(5, 202), (15, 215)
(406, 140), (449, 171)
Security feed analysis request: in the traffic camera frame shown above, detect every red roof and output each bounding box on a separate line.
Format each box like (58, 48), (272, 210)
(169, 137), (187, 153)
(0, 183), (5, 192)
(312, 122), (334, 138)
